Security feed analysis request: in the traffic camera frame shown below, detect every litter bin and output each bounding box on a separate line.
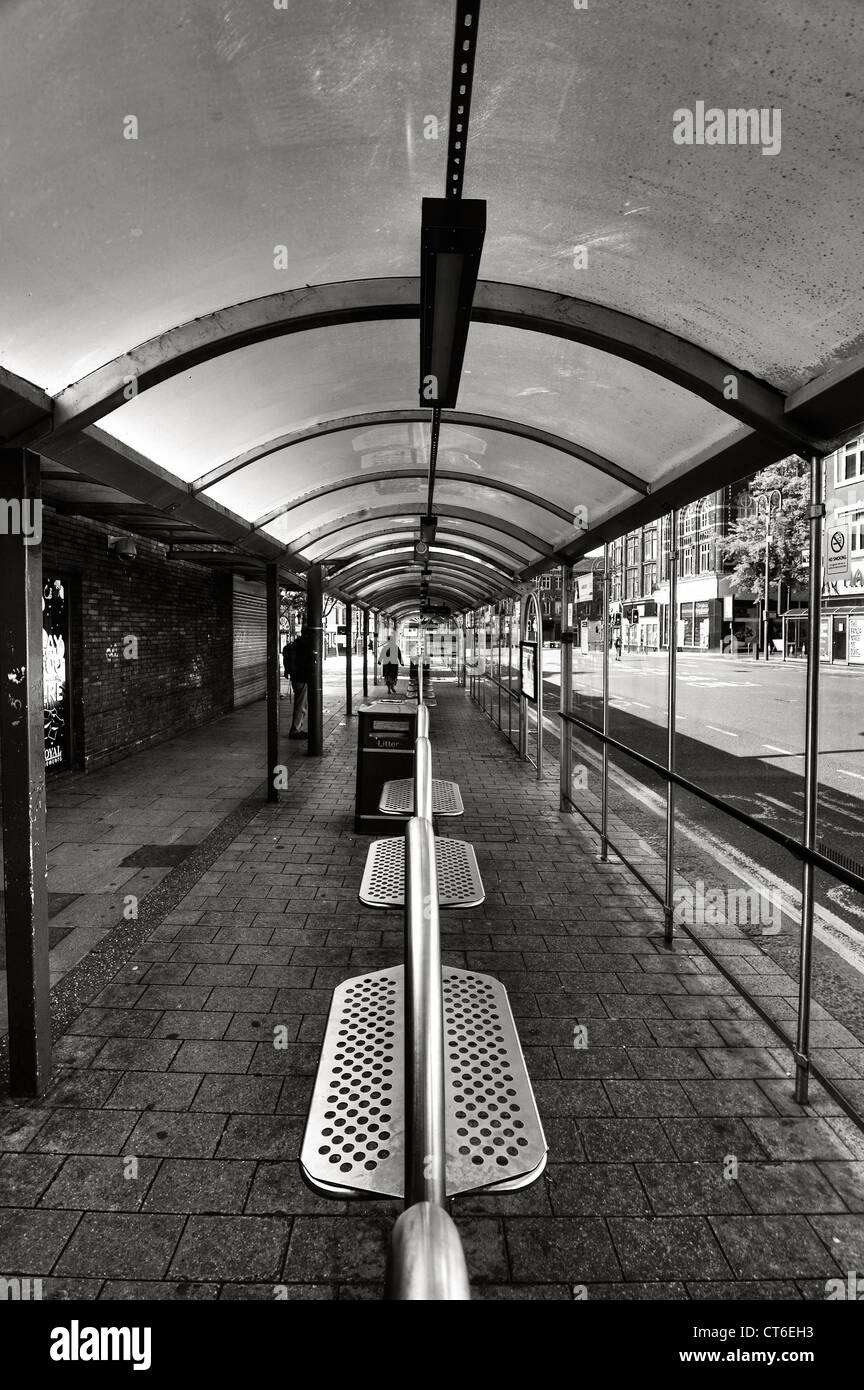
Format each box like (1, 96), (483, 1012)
(355, 700), (418, 834)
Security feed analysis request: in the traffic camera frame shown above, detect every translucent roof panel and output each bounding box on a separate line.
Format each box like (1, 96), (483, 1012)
(354, 575), (492, 605)
(318, 531), (527, 577)
(269, 479), (428, 548)
(457, 324), (740, 479)
(203, 420), (634, 530)
(429, 479), (578, 550)
(99, 323), (420, 482)
(337, 548), (510, 587)
(0, 0), (450, 391)
(98, 320), (737, 514)
(4, 0), (860, 601)
(281, 516), (539, 569)
(205, 420), (431, 519)
(467, 0), (864, 392)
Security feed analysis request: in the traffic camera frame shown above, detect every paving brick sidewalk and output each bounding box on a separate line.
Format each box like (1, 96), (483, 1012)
(1, 678), (863, 1300)
(0, 660), (362, 1031)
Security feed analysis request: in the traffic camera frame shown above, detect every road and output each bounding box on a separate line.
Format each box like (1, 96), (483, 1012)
(521, 647), (864, 971)
(469, 647), (864, 1090)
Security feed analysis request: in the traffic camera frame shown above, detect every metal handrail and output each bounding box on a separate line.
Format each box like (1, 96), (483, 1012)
(403, 814), (445, 1207)
(415, 737), (433, 821)
(559, 708), (864, 896)
(385, 687), (471, 1300)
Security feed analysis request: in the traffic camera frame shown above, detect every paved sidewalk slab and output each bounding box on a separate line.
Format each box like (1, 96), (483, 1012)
(0, 675), (862, 1300)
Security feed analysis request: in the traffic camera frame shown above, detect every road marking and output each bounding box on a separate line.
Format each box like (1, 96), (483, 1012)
(706, 725), (739, 738)
(564, 741), (864, 977)
(763, 744), (794, 755)
(838, 769), (864, 781)
(760, 794), (800, 815)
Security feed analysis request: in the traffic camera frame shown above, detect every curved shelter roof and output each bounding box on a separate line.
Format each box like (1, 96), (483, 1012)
(2, 0), (863, 617)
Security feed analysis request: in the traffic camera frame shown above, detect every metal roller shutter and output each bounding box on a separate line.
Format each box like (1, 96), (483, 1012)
(232, 576), (267, 707)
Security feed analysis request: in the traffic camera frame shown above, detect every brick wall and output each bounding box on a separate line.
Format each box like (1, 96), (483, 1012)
(43, 510), (234, 771)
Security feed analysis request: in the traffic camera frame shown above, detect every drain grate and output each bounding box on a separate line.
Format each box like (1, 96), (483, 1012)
(379, 778), (464, 817)
(301, 965), (547, 1199)
(359, 837), (484, 908)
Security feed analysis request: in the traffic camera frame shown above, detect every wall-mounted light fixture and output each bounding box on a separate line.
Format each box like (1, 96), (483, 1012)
(419, 197), (486, 409)
(108, 536), (137, 560)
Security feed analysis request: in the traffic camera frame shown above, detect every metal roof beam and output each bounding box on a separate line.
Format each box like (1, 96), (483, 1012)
(33, 280), (827, 453)
(518, 426), (806, 580)
(785, 347), (864, 448)
(314, 525), (530, 572)
(251, 469), (577, 530)
(333, 550), (514, 588)
(292, 503), (554, 560)
(37, 427), (291, 564)
(192, 408), (647, 498)
(349, 567), (505, 603)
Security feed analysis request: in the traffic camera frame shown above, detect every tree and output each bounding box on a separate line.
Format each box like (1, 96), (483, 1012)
(718, 457), (810, 609)
(279, 588), (340, 639)
(280, 589), (305, 641)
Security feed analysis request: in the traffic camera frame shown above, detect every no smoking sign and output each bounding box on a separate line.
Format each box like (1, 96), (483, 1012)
(827, 524), (850, 577)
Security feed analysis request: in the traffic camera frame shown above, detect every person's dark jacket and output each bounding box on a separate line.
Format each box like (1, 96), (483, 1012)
(285, 632), (313, 683)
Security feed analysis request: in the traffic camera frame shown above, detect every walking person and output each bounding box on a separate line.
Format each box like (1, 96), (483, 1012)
(283, 624), (313, 738)
(378, 633), (403, 695)
(614, 631), (622, 662)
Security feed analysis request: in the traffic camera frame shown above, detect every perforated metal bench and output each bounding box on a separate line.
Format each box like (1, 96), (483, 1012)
(379, 777), (464, 818)
(359, 835), (483, 908)
(301, 964), (547, 1199)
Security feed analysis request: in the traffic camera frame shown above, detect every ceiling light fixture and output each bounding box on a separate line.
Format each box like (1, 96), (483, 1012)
(419, 196), (486, 410)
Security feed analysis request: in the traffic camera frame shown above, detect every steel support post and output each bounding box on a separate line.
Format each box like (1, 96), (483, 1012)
(560, 564), (573, 810)
(600, 545), (611, 862)
(374, 613), (380, 687)
(763, 512), (771, 661)
(518, 596), (527, 761)
(307, 562), (324, 756)
(265, 563), (281, 802)
(663, 511), (679, 945)
(0, 448), (52, 1095)
(535, 587), (543, 781)
(345, 601), (353, 717)
(362, 608), (369, 699)
(794, 456), (825, 1104)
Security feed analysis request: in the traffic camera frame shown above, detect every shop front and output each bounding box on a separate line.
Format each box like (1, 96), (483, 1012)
(819, 606), (864, 664)
(720, 595), (760, 655)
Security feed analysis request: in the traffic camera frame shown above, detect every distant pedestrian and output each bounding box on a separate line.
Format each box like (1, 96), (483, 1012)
(378, 633), (403, 694)
(283, 626), (313, 738)
(614, 633), (622, 662)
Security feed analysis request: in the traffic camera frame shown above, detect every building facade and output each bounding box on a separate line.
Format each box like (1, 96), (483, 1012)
(822, 434), (864, 663)
(536, 484), (768, 655)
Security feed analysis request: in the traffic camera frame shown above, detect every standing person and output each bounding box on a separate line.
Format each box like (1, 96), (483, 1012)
(614, 631), (622, 662)
(284, 625), (313, 738)
(378, 632), (403, 695)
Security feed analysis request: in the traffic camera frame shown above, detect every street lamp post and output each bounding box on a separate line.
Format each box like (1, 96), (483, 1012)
(755, 490), (783, 660)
